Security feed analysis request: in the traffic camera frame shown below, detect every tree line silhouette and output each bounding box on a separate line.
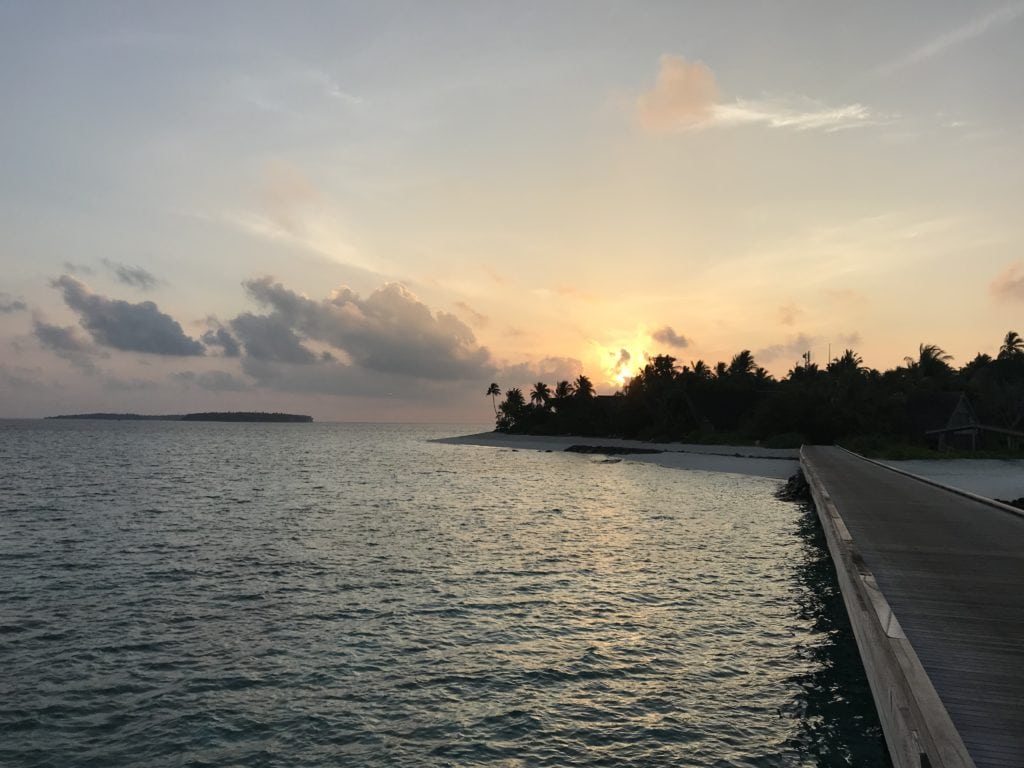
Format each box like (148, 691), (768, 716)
(487, 331), (1024, 451)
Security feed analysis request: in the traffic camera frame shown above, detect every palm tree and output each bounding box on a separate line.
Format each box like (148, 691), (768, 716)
(500, 388), (526, 417)
(828, 349), (865, 377)
(573, 374), (595, 398)
(916, 343), (953, 378)
(999, 331), (1024, 360)
(486, 382), (501, 416)
(727, 350), (756, 377)
(554, 380), (572, 400)
(649, 355), (677, 379)
(530, 381), (551, 408)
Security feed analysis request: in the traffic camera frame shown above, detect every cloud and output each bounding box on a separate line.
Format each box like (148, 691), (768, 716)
(712, 98), (873, 132)
(201, 325), (242, 357)
(223, 162), (377, 274)
(240, 277), (494, 380)
(0, 293), (27, 313)
(172, 370), (250, 392)
(879, 2), (1024, 76)
(614, 348), (631, 368)
(991, 262), (1024, 302)
(239, 354), (480, 403)
(52, 275), (205, 356)
(496, 356), (583, 389)
(636, 55), (874, 134)
(32, 318), (103, 373)
(778, 303), (801, 326)
(102, 259), (159, 290)
(755, 332), (862, 364)
(636, 55), (719, 132)
(231, 312), (319, 364)
(454, 301), (488, 327)
(754, 333), (816, 363)
(63, 261), (94, 276)
(651, 325), (690, 349)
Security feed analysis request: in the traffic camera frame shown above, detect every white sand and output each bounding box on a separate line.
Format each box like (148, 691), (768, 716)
(437, 432), (1024, 499)
(882, 459), (1024, 501)
(434, 432), (800, 480)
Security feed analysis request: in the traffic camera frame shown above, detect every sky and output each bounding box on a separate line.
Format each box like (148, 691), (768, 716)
(2, 1), (1024, 421)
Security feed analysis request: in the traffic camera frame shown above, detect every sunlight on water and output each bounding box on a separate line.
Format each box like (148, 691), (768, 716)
(0, 420), (885, 766)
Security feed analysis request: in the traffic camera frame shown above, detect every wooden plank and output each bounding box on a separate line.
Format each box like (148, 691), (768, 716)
(802, 446), (1024, 768)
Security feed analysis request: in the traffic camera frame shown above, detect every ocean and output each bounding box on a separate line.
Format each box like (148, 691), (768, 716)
(0, 420), (886, 767)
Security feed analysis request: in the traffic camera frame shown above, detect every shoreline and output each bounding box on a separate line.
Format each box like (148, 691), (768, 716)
(436, 432), (1024, 499)
(433, 432), (801, 480)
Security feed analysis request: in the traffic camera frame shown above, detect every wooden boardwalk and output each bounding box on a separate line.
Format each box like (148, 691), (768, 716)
(802, 447), (1024, 768)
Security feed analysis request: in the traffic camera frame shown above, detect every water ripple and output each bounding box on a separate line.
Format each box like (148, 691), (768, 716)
(0, 420), (886, 766)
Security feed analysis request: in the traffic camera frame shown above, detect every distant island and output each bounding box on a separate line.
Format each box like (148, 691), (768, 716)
(47, 412), (313, 423)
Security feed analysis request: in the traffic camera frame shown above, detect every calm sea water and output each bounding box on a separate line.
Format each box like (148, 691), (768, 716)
(0, 420), (886, 767)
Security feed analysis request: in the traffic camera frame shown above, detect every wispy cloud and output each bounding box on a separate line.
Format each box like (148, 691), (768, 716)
(878, 2), (1024, 76)
(221, 162), (380, 274)
(636, 55), (875, 134)
(454, 301), (488, 327)
(991, 261), (1024, 302)
(778, 303), (802, 326)
(713, 99), (874, 132)
(102, 259), (159, 290)
(0, 293), (27, 314)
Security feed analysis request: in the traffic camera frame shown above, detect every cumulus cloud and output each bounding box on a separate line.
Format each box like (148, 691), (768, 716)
(0, 293), (27, 313)
(231, 312), (319, 364)
(201, 325), (242, 357)
(52, 275), (204, 356)
(172, 370), (250, 392)
(614, 348), (631, 368)
(991, 262), (1024, 302)
(652, 325), (690, 349)
(33, 318), (102, 373)
(499, 356), (583, 388)
(636, 55), (874, 134)
(636, 55), (719, 132)
(240, 277), (494, 380)
(102, 259), (159, 290)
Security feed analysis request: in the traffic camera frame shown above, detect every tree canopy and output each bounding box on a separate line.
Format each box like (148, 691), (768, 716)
(487, 331), (1024, 451)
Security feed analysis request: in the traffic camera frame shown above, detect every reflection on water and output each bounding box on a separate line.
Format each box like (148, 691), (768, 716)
(1, 420), (888, 766)
(785, 503), (890, 766)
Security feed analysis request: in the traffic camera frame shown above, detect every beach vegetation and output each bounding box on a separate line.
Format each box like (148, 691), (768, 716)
(491, 330), (1024, 455)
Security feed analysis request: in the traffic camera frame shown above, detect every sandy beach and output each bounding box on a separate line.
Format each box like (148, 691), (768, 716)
(434, 432), (801, 480)
(438, 432), (1024, 500)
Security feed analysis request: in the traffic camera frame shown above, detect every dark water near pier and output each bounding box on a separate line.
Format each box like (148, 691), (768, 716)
(0, 420), (885, 766)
